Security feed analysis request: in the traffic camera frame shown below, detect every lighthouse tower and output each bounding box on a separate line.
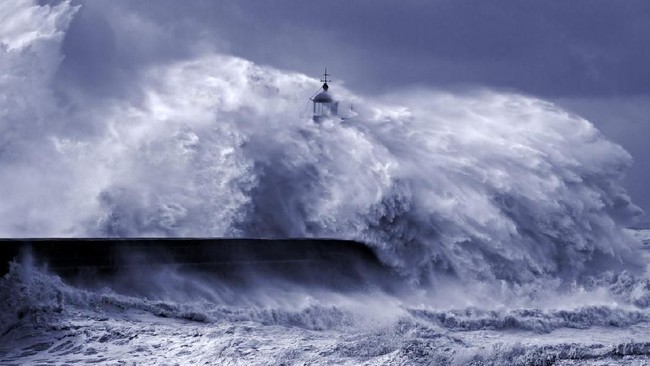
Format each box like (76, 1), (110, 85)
(311, 69), (339, 123)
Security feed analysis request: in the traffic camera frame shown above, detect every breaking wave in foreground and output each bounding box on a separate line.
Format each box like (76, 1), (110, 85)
(2, 257), (650, 364)
(1, 1), (650, 364)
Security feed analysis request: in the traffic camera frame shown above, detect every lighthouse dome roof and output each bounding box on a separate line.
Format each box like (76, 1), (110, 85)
(313, 91), (334, 103)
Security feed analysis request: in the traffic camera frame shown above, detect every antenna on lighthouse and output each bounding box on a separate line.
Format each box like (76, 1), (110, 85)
(320, 68), (331, 91)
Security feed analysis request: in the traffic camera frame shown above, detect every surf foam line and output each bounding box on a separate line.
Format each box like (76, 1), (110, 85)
(2, 261), (650, 366)
(0, 0), (644, 288)
(1, 261), (648, 337)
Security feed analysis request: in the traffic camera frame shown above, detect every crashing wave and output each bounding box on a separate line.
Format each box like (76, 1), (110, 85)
(0, 0), (645, 287)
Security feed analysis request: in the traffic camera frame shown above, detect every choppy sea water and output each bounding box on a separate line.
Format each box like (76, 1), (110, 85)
(0, 230), (649, 365)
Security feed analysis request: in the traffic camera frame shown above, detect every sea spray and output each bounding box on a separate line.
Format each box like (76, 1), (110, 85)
(0, 0), (644, 286)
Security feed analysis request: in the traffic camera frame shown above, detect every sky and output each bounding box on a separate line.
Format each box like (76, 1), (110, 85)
(51, 0), (650, 218)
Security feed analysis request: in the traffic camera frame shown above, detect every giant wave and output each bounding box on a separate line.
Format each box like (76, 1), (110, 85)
(0, 0), (643, 286)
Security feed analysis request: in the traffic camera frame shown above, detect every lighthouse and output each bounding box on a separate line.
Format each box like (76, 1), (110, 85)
(311, 69), (339, 123)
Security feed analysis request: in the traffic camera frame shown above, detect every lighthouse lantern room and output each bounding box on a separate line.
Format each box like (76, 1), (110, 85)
(311, 69), (339, 122)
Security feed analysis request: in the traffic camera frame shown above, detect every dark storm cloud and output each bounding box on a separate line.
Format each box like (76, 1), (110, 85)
(224, 0), (650, 97)
(58, 0), (650, 97)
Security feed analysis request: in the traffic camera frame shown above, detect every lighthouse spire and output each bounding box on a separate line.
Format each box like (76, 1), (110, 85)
(320, 68), (331, 91)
